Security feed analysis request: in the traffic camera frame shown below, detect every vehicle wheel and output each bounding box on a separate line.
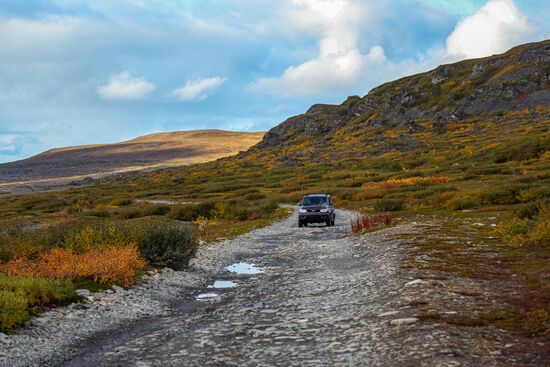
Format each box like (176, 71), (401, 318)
(331, 218), (335, 226)
(326, 220), (331, 227)
(298, 221), (303, 228)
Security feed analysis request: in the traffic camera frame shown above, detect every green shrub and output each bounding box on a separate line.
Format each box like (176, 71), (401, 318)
(446, 195), (479, 210)
(84, 209), (110, 217)
(144, 205), (171, 216)
(403, 159), (426, 169)
(168, 205), (199, 221)
(116, 207), (145, 219)
(479, 186), (520, 205)
(514, 203), (539, 219)
(0, 276), (77, 331)
(498, 218), (532, 247)
(489, 135), (550, 163)
(374, 198), (405, 211)
(138, 225), (198, 270)
(197, 202), (216, 218)
(0, 290), (27, 331)
(462, 173), (478, 180)
(517, 186), (550, 202)
(244, 193), (266, 200)
(110, 198), (133, 206)
(234, 208), (252, 221)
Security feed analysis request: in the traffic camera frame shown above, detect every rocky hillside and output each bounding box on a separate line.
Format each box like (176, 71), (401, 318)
(0, 130), (265, 182)
(255, 40), (549, 162)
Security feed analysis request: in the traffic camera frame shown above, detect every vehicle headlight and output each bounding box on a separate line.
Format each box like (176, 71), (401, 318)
(299, 208), (307, 213)
(320, 208), (328, 212)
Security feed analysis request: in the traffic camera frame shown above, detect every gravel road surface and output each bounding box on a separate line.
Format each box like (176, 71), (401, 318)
(0, 209), (528, 366)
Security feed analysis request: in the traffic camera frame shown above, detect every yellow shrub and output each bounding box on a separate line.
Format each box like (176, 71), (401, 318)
(1, 247), (146, 286)
(530, 218), (550, 247)
(523, 308), (549, 335)
(0, 290), (27, 331)
(64, 224), (134, 253)
(497, 218), (531, 247)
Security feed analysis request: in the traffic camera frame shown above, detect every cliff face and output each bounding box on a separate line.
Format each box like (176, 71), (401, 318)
(258, 40), (550, 152)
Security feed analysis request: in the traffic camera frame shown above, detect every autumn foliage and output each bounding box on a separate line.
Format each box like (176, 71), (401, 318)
(0, 246), (146, 286)
(351, 214), (392, 234)
(362, 176), (450, 190)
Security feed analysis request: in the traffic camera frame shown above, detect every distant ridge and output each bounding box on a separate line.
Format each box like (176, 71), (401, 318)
(0, 130), (265, 182)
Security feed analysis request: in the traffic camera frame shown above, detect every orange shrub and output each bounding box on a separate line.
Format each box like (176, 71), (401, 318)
(361, 176), (450, 191)
(1, 246), (146, 286)
(352, 189), (386, 201)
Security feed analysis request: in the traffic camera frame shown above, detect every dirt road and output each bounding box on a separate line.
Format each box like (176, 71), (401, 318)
(43, 209), (514, 367)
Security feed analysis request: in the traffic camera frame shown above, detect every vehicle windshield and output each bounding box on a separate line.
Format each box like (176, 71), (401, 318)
(302, 196), (327, 206)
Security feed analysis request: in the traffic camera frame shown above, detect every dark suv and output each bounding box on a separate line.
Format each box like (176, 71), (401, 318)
(298, 194), (335, 227)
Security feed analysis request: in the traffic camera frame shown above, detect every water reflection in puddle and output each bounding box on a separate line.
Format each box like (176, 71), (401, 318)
(225, 262), (264, 275)
(208, 280), (237, 289)
(196, 292), (219, 300)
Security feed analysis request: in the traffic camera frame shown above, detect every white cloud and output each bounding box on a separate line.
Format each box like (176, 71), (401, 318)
(251, 0), (372, 95)
(97, 71), (155, 100)
(445, 0), (534, 59)
(171, 76), (226, 101)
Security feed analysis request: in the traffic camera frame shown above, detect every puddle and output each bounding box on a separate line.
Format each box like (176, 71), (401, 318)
(196, 292), (219, 300)
(225, 262), (264, 275)
(208, 280), (238, 289)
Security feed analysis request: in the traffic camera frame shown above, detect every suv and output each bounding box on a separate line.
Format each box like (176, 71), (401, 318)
(298, 194), (335, 227)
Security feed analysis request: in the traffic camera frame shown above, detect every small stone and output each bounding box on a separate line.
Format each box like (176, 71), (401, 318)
(0, 332), (10, 344)
(112, 285), (125, 294)
(75, 289), (91, 297)
(72, 303), (90, 310)
(390, 318), (419, 326)
(377, 311), (399, 317)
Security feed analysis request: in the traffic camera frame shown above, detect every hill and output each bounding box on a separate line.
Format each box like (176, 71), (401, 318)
(252, 40), (549, 164)
(0, 130), (265, 183)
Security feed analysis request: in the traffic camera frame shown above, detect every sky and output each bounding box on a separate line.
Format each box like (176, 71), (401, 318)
(0, 0), (549, 163)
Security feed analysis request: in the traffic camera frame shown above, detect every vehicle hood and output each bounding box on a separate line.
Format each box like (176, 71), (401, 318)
(301, 205), (328, 211)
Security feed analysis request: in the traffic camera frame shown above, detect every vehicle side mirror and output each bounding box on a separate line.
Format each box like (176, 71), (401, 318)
(298, 202), (303, 206)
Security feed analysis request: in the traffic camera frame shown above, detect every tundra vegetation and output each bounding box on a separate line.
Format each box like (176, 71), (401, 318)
(0, 41), (548, 335)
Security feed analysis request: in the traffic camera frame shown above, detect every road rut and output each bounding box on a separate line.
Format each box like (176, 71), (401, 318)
(56, 209), (506, 366)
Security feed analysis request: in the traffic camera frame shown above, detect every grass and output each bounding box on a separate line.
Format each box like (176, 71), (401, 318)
(399, 209), (549, 338)
(0, 275), (78, 331)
